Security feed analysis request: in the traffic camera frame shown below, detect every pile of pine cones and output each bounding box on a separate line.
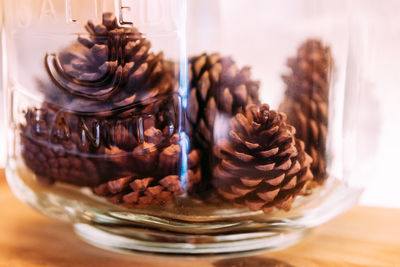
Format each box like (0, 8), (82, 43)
(20, 12), (333, 213)
(21, 13), (201, 209)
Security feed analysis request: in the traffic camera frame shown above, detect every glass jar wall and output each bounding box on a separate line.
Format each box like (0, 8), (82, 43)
(3, 0), (362, 254)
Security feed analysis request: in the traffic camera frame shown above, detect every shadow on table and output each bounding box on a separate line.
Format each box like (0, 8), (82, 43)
(213, 256), (294, 267)
(5, 205), (291, 267)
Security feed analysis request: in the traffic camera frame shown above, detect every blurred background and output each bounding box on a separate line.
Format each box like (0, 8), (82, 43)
(1, 0), (399, 208)
(348, 0), (400, 208)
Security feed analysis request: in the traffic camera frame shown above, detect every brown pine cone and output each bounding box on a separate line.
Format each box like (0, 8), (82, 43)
(92, 146), (202, 208)
(43, 12), (175, 114)
(279, 39), (333, 184)
(279, 94), (328, 184)
(93, 175), (184, 208)
(21, 136), (101, 187)
(20, 106), (114, 186)
(186, 53), (260, 150)
(212, 104), (313, 213)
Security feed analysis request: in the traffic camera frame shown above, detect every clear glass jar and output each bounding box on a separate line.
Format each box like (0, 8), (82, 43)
(3, 0), (363, 255)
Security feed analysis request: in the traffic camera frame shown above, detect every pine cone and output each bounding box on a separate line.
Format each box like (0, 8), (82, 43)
(93, 175), (184, 208)
(186, 53), (260, 150)
(212, 104), (313, 213)
(44, 12), (174, 111)
(20, 106), (114, 186)
(92, 146), (202, 208)
(93, 147), (202, 208)
(279, 39), (333, 184)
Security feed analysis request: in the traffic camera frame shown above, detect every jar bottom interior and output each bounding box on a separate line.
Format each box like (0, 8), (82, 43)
(6, 159), (362, 254)
(73, 223), (310, 255)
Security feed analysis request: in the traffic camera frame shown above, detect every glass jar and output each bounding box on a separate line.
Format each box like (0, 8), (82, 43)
(3, 0), (363, 255)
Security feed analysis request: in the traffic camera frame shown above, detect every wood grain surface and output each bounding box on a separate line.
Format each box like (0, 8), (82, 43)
(0, 170), (399, 267)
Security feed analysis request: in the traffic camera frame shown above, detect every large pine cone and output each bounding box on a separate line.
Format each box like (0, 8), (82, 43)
(43, 12), (175, 114)
(212, 104), (313, 213)
(186, 53), (260, 150)
(279, 39), (333, 184)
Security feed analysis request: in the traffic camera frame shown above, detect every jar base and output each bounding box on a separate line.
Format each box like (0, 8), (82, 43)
(6, 163), (363, 255)
(73, 222), (309, 255)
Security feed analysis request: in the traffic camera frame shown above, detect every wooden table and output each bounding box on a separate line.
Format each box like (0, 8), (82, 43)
(0, 170), (399, 267)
